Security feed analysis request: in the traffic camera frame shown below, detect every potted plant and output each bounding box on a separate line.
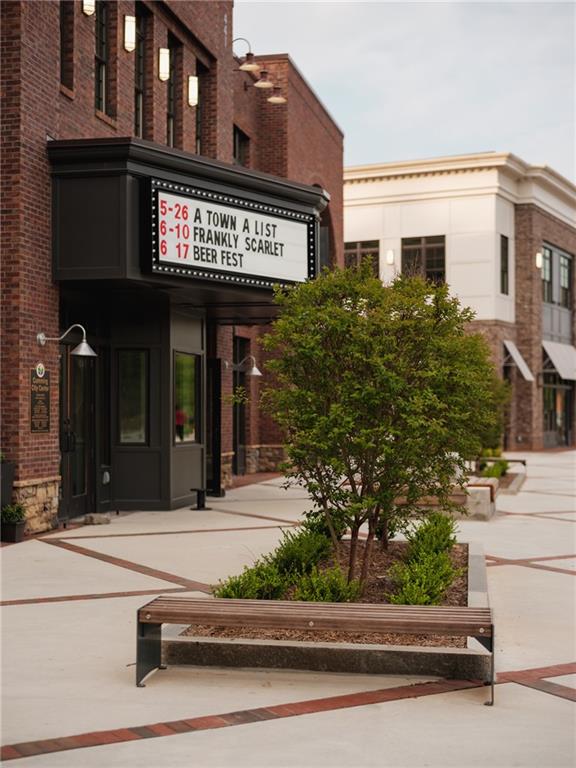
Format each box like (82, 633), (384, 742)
(1, 452), (15, 509)
(1, 502), (26, 543)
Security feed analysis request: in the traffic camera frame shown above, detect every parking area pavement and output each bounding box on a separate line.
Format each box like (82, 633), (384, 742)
(1, 453), (575, 767)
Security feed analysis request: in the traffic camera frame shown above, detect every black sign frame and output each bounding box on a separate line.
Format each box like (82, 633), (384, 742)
(150, 178), (318, 289)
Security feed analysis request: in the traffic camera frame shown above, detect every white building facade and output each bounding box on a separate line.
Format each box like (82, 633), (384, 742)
(344, 153), (576, 450)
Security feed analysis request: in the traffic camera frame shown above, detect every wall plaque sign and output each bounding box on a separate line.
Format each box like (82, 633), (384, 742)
(151, 179), (317, 288)
(31, 368), (50, 433)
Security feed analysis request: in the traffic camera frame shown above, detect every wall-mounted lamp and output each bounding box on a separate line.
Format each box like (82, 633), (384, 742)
(82, 0), (95, 16)
(188, 75), (199, 107)
(37, 324), (97, 357)
(224, 355), (262, 377)
(385, 249), (395, 266)
(233, 38), (260, 72)
(158, 48), (170, 82)
(124, 15), (136, 52)
(253, 69), (274, 90)
(535, 251), (543, 269)
(267, 86), (287, 105)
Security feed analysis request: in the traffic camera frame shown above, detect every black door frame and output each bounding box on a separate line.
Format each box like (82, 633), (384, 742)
(59, 346), (96, 520)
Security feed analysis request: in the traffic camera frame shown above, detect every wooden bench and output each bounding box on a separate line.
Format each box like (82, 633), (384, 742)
(136, 596), (495, 704)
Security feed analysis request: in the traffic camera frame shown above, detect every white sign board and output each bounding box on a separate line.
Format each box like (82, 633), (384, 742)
(156, 190), (310, 284)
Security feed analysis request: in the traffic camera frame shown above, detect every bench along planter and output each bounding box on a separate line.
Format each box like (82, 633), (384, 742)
(140, 543), (494, 704)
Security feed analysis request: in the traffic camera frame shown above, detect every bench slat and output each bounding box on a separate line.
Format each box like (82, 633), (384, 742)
(138, 597), (492, 637)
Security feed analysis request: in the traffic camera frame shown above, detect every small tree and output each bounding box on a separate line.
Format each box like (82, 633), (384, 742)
(262, 264), (506, 589)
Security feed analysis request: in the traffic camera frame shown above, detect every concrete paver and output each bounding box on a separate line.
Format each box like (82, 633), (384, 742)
(1, 451), (575, 766)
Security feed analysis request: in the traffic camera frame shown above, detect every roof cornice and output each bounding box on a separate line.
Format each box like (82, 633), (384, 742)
(344, 152), (576, 205)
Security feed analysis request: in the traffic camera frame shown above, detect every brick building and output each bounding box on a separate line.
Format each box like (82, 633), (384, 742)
(344, 153), (576, 451)
(0, 0), (343, 532)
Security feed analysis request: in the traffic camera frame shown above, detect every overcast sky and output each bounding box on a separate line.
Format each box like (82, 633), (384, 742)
(233, 1), (576, 181)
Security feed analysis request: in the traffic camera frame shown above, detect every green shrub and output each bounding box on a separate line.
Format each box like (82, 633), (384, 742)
(1, 503), (26, 523)
(405, 512), (457, 562)
(388, 551), (458, 605)
(267, 528), (331, 576)
(301, 508), (348, 541)
(293, 566), (361, 603)
(481, 459), (508, 479)
(214, 561), (289, 600)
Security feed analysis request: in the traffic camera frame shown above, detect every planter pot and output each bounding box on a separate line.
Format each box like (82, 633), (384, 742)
(1, 461), (15, 508)
(1, 521), (25, 543)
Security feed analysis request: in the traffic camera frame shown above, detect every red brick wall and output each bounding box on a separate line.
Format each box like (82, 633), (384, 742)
(1, 0), (344, 487)
(514, 204), (576, 449)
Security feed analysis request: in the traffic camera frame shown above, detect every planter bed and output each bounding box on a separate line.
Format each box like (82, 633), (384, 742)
(164, 542), (491, 681)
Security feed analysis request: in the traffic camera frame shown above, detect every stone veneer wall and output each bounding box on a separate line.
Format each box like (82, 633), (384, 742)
(12, 476), (60, 534)
(221, 452), (234, 490)
(245, 445), (286, 474)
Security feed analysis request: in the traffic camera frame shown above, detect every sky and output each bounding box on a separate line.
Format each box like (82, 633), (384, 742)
(233, 1), (576, 181)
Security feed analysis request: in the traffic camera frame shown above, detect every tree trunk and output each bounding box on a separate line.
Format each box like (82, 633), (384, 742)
(360, 525), (375, 592)
(380, 515), (389, 550)
(347, 523), (359, 582)
(323, 507), (340, 560)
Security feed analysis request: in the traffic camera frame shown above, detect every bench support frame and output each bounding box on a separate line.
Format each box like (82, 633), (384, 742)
(136, 620), (162, 687)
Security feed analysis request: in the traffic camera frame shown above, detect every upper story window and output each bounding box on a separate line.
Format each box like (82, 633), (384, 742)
(401, 236), (445, 283)
(95, 0), (110, 114)
(560, 253), (573, 309)
(134, 6), (147, 138)
(59, 1), (74, 91)
(166, 34), (181, 148)
(344, 241), (379, 277)
(233, 126), (250, 167)
(500, 235), (509, 295)
(195, 60), (208, 155)
(542, 246), (553, 303)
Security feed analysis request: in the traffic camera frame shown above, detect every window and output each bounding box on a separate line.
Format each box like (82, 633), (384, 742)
(95, 0), (109, 113)
(560, 253), (572, 309)
(59, 1), (74, 91)
(118, 350), (148, 444)
(401, 236), (445, 283)
(344, 241), (379, 277)
(195, 60), (208, 155)
(233, 126), (250, 167)
(174, 353), (199, 443)
(542, 246), (553, 303)
(134, 5), (147, 138)
(166, 35), (180, 147)
(500, 235), (509, 295)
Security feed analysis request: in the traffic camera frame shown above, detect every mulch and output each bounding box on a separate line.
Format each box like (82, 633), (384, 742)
(182, 540), (469, 648)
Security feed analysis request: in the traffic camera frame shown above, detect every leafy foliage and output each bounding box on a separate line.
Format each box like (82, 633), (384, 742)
(262, 264), (506, 587)
(1, 503), (26, 523)
(266, 528), (331, 576)
(301, 508), (348, 541)
(293, 566), (361, 603)
(213, 561), (289, 600)
(480, 460), (509, 478)
(388, 551), (458, 605)
(405, 512), (458, 562)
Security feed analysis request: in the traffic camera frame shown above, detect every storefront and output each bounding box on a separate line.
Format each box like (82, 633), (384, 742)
(49, 137), (328, 518)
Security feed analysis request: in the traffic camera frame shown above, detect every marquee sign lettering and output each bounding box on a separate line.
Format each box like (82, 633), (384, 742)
(151, 179), (317, 288)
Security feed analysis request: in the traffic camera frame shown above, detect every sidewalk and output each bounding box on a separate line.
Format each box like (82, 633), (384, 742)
(1, 452), (575, 767)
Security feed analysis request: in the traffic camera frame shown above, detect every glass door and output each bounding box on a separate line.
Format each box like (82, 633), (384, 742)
(59, 348), (95, 519)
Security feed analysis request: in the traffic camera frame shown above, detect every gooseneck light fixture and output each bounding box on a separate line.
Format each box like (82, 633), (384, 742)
(233, 38), (260, 73)
(37, 324), (97, 358)
(267, 86), (287, 105)
(224, 355), (262, 377)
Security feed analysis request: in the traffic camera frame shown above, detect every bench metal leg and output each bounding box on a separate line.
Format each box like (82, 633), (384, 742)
(477, 628), (495, 706)
(136, 621), (162, 687)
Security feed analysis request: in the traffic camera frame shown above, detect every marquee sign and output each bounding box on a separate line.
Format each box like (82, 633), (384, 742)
(151, 179), (317, 288)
